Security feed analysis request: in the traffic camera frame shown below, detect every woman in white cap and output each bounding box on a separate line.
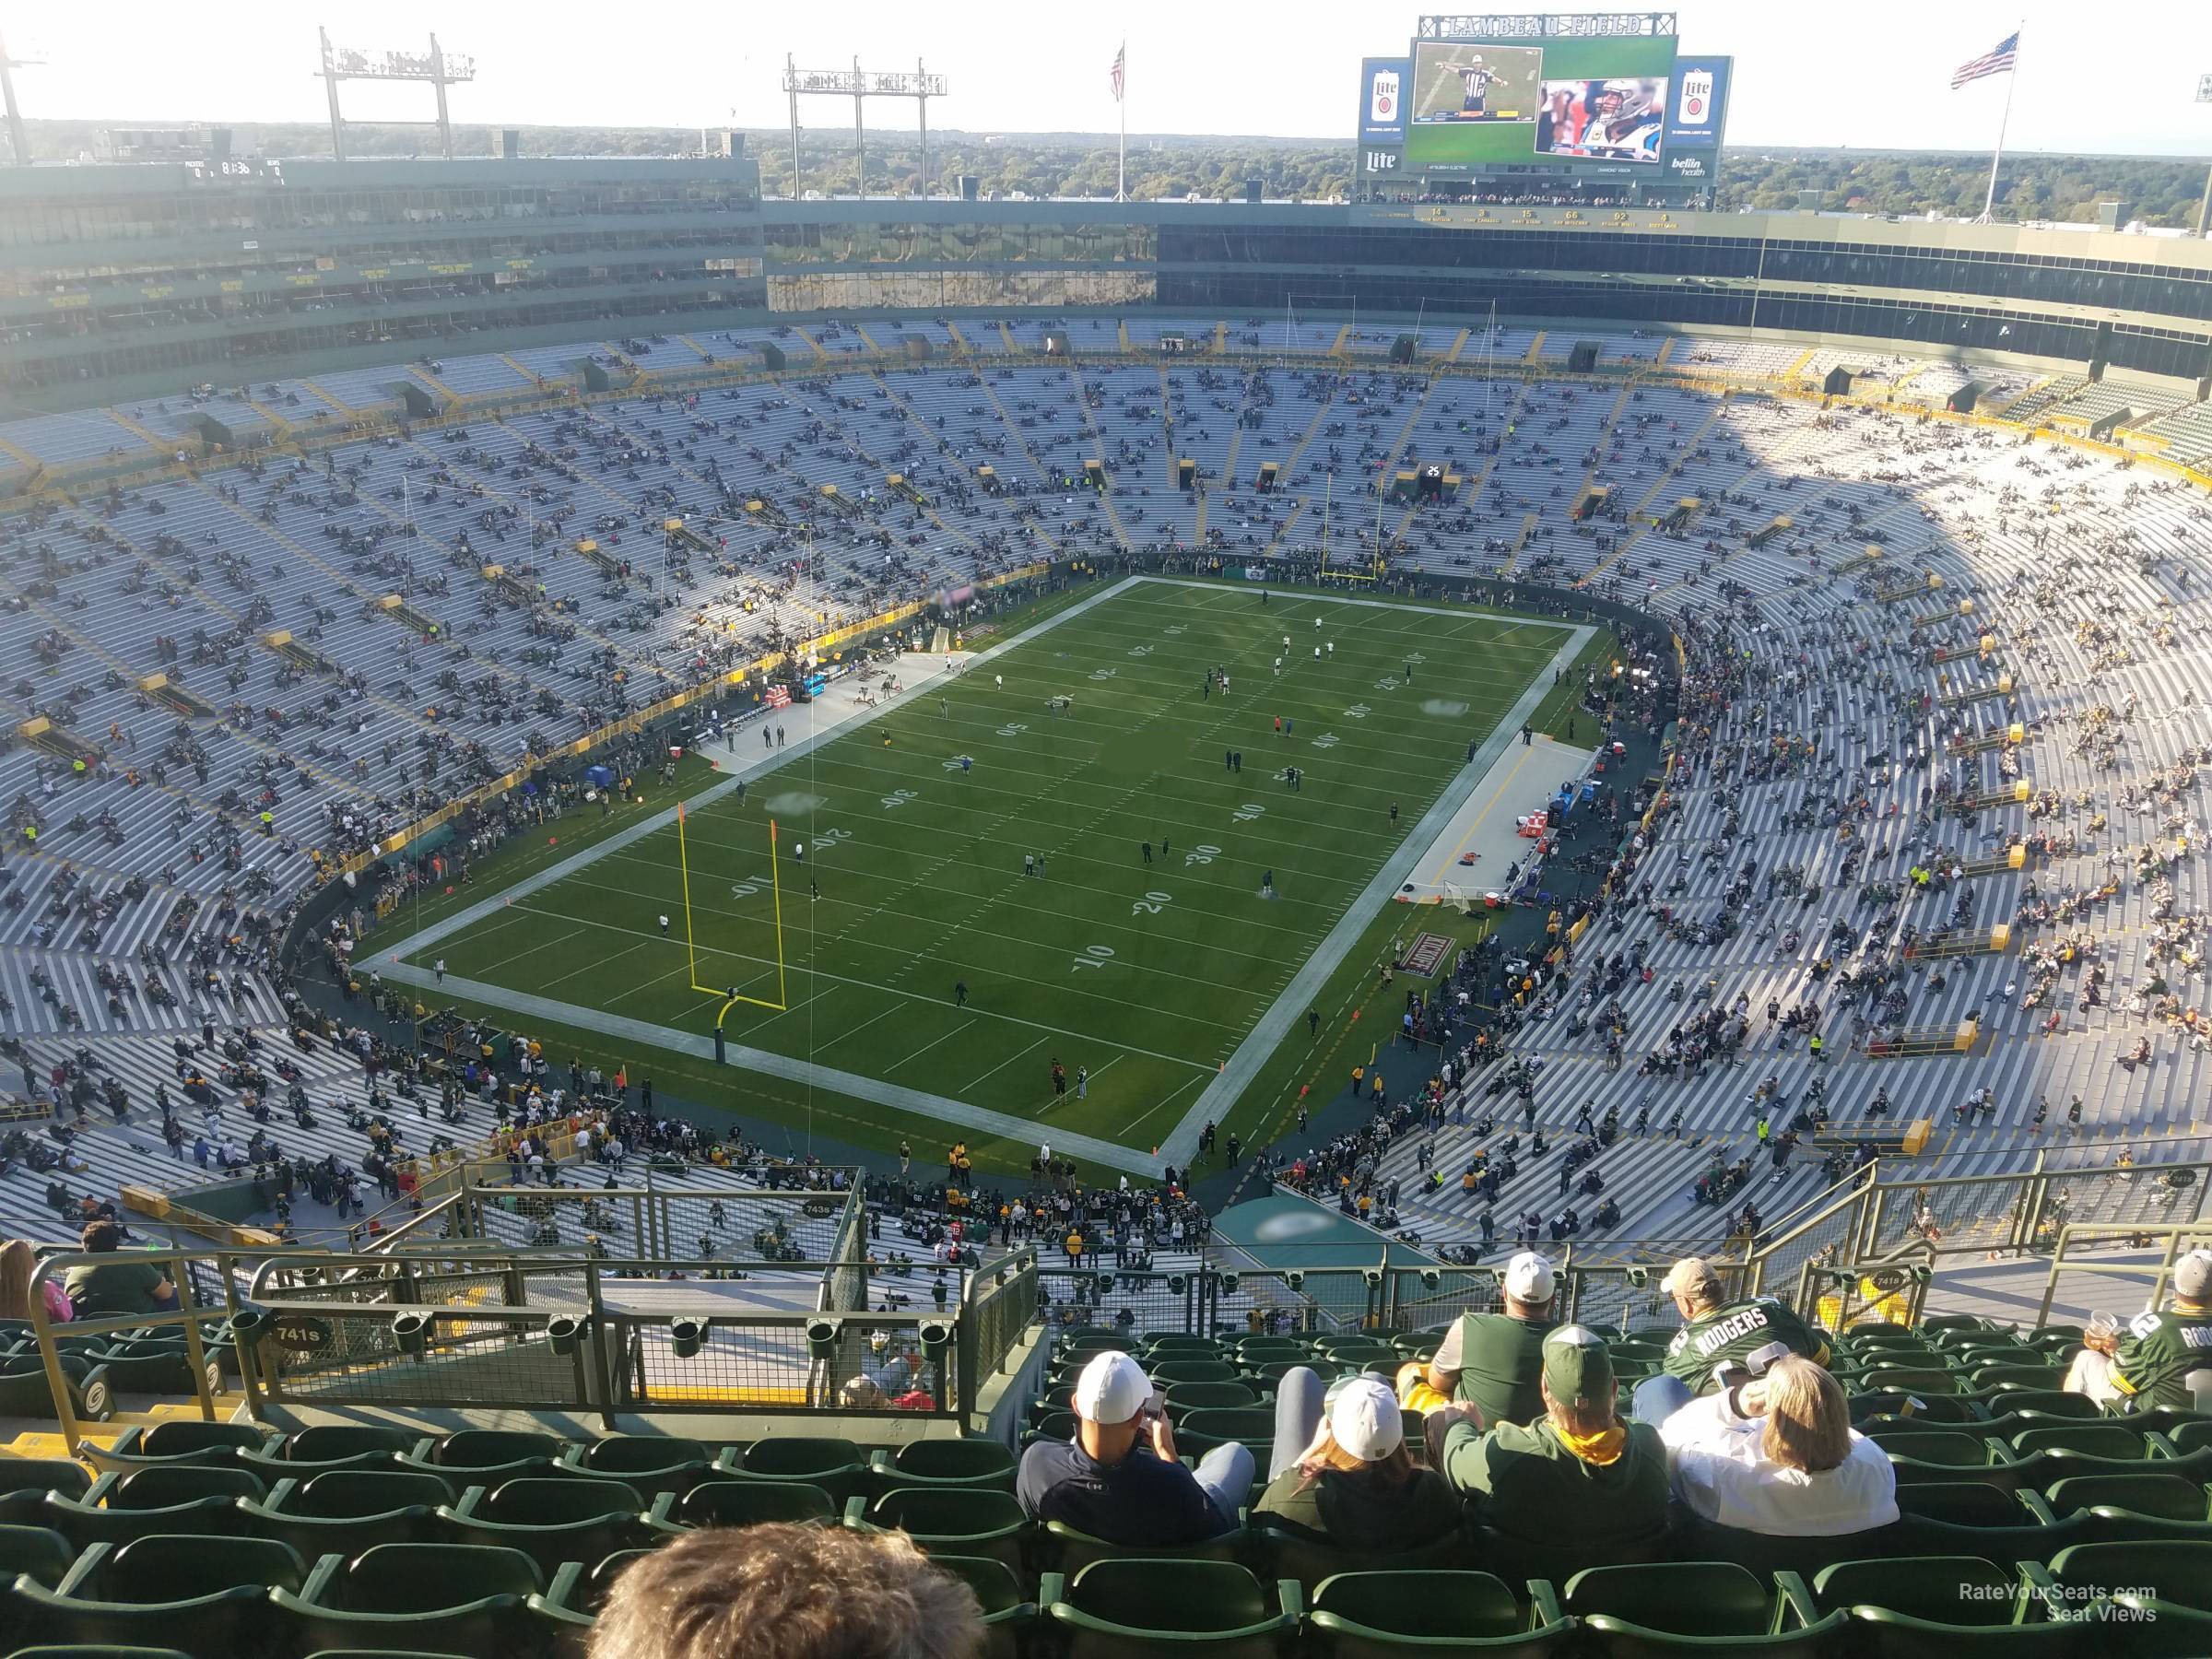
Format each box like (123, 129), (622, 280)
(1255, 1368), (1458, 1549)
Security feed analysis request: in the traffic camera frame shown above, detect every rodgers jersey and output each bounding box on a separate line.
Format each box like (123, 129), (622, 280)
(1663, 1296), (1830, 1392)
(2111, 1308), (2212, 1411)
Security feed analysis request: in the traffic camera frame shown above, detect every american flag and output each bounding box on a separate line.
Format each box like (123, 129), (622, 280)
(1111, 43), (1125, 103)
(1951, 31), (2018, 90)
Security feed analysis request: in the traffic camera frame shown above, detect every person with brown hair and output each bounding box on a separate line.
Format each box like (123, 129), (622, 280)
(60, 1220), (174, 1317)
(1653, 1354), (1898, 1537)
(1253, 1370), (1458, 1548)
(589, 1522), (982, 1659)
(0, 1238), (41, 1322)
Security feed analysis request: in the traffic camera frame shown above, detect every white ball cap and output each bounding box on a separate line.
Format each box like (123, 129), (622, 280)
(2175, 1249), (2212, 1301)
(1072, 1349), (1156, 1424)
(1505, 1250), (1557, 1303)
(1328, 1375), (1405, 1463)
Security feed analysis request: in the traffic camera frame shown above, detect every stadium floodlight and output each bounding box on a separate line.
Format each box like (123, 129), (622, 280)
(0, 27), (44, 168)
(316, 26), (476, 162)
(781, 53), (950, 204)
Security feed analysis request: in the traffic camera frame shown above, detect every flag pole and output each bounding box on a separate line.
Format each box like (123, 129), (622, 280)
(1979, 26), (2022, 223)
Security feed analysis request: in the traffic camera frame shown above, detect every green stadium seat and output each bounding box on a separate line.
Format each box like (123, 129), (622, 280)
(1253, 1523), (1477, 1591)
(2042, 1473), (2208, 1520)
(1851, 1392), (1980, 1425)
(651, 1479), (835, 1530)
(1043, 1514), (1254, 1575)
(933, 1554), (1041, 1659)
(272, 1541), (544, 1654)
(716, 1438), (869, 1507)
(1177, 1408), (1277, 1444)
(8, 1533), (305, 1656)
(1893, 1482), (2032, 1527)
(41, 1466), (264, 1547)
(1785, 1554), (2086, 1655)
(1971, 1366), (2068, 1394)
(1163, 1382), (1261, 1414)
(1058, 1332), (1135, 1359)
(241, 1469), (453, 1555)
(0, 1522), (74, 1588)
(1041, 1559), (1301, 1657)
(1978, 1391), (2100, 1420)
(538, 1546), (656, 1619)
(91, 1347), (200, 1396)
(1923, 1316), (2001, 1335)
(80, 1420), (272, 1476)
(1305, 1569), (1567, 1656)
(865, 1438), (1018, 1494)
(5, 1647), (195, 1659)
(1851, 1369), (1962, 1395)
(561, 1435), (716, 1500)
(1551, 1559), (1844, 1654)
(0, 1460), (92, 1526)
(1144, 1336), (1225, 1358)
(2158, 1419), (2212, 1455)
(0, 1366), (112, 1427)
(2008, 1425), (2150, 1460)
(2026, 1548), (2212, 1654)
(394, 1430), (562, 1499)
(235, 1425), (418, 1483)
(1026, 1410), (1079, 1445)
(1150, 1361), (1243, 1386)
(439, 1477), (649, 1575)
(1871, 1430), (1994, 1466)
(843, 1488), (1030, 1572)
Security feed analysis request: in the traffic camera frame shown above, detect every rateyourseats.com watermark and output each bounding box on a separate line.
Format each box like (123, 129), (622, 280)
(1960, 1581), (2159, 1620)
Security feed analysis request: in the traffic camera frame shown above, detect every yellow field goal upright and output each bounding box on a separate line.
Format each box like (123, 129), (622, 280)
(676, 800), (789, 1019)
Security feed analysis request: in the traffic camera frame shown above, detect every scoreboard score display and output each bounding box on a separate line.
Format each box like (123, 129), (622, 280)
(1357, 27), (1728, 185)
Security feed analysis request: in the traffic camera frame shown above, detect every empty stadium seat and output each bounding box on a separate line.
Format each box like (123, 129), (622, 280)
(81, 1420), (273, 1475)
(716, 1438), (869, 1507)
(438, 1477), (649, 1574)
(1306, 1569), (1571, 1656)
(42, 1465), (264, 1547)
(0, 1522), (73, 1588)
(8, 1533), (306, 1654)
(241, 1468), (454, 1555)
(0, 1460), (92, 1526)
(866, 1438), (1018, 1493)
(271, 1541), (546, 1653)
(933, 1554), (1040, 1659)
(1786, 1553), (2086, 1654)
(1549, 1560), (1843, 1654)
(563, 1434), (717, 1499)
(1040, 1559), (1301, 1657)
(652, 1479), (835, 1530)
(844, 1488), (1030, 1571)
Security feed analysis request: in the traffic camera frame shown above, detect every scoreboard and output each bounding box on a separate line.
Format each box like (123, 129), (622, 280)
(1355, 17), (1729, 194)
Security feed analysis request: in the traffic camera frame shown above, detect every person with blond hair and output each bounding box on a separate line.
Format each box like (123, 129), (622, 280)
(1652, 1354), (1897, 1536)
(589, 1522), (982, 1659)
(1253, 1369), (1458, 1548)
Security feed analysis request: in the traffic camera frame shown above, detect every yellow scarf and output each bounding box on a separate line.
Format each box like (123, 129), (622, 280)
(1554, 1422), (1629, 1465)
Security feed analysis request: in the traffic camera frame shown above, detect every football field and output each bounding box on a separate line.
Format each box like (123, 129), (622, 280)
(384, 578), (1577, 1165)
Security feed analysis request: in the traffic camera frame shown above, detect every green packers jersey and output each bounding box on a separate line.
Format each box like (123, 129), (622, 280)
(1663, 1296), (1829, 1392)
(2112, 1308), (2212, 1411)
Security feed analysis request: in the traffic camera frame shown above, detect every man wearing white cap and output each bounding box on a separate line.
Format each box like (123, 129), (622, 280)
(1016, 1349), (1253, 1545)
(1412, 1250), (1559, 1426)
(2066, 1248), (2212, 1411)
(1254, 1369), (1458, 1550)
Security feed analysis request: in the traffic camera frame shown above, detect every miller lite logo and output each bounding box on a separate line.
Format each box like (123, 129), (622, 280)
(1371, 68), (1400, 124)
(1677, 68), (1713, 125)
(1365, 150), (1399, 172)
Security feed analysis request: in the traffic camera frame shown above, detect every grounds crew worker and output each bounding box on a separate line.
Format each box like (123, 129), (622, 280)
(1656, 1256), (1830, 1394)
(2065, 1248), (2212, 1412)
(1401, 1250), (1559, 1425)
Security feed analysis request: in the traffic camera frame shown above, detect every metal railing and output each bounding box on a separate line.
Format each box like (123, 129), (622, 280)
(2033, 1222), (2212, 1326)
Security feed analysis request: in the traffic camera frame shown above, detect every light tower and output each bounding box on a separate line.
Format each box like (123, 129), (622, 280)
(0, 26), (43, 168)
(781, 54), (947, 201)
(316, 27), (477, 160)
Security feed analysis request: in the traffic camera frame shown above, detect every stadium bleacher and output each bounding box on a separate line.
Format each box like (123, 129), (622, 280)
(7, 309), (2212, 1655)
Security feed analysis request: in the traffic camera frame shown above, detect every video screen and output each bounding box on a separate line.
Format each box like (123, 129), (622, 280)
(1409, 43), (1540, 126)
(1403, 35), (1677, 175)
(1535, 76), (1667, 164)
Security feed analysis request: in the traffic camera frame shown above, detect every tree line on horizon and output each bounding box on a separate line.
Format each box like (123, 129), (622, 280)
(15, 118), (2209, 227)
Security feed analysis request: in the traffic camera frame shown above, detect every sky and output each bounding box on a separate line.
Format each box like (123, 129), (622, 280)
(8, 1), (2212, 157)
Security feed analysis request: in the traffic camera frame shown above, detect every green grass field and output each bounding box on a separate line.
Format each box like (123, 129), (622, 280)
(390, 578), (1572, 1162)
